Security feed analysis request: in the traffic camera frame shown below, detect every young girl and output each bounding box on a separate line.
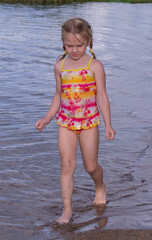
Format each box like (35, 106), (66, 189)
(35, 18), (116, 224)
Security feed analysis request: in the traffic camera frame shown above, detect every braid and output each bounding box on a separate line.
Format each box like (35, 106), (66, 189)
(89, 37), (96, 59)
(57, 45), (67, 61)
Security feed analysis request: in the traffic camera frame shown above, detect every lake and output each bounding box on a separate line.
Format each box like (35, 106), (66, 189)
(0, 2), (152, 239)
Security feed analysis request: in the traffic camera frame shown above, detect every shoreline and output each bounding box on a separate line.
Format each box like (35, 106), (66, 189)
(68, 229), (152, 240)
(1, 0), (152, 5)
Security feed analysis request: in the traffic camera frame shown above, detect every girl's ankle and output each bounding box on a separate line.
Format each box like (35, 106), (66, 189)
(63, 207), (72, 213)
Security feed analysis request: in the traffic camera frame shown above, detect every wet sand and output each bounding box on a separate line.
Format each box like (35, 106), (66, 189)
(67, 229), (152, 240)
(1, 226), (152, 240)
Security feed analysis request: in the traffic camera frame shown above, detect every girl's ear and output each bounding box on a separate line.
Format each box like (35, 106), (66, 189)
(87, 39), (90, 47)
(88, 37), (92, 45)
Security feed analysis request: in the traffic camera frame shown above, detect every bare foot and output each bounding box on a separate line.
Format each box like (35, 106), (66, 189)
(93, 182), (106, 206)
(56, 208), (72, 224)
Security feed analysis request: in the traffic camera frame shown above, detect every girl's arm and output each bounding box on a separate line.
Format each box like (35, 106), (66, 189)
(35, 62), (61, 131)
(91, 60), (116, 140)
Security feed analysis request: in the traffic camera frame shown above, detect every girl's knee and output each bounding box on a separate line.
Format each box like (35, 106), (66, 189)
(85, 164), (100, 175)
(61, 158), (76, 175)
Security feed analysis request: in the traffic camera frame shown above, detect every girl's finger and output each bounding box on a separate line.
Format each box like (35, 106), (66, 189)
(35, 120), (43, 130)
(35, 120), (41, 129)
(111, 131), (116, 140)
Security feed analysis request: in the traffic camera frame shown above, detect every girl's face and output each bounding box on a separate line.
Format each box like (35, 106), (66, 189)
(63, 32), (88, 61)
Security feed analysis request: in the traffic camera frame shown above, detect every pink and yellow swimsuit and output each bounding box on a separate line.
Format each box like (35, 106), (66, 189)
(56, 57), (100, 134)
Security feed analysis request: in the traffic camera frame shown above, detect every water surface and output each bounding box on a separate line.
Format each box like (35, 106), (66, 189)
(0, 2), (152, 240)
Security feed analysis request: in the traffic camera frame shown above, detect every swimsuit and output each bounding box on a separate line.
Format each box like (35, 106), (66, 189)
(56, 57), (100, 134)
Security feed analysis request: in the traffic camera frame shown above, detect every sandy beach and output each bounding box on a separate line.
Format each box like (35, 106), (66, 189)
(67, 229), (152, 240)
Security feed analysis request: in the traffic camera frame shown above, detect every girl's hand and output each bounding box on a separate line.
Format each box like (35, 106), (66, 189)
(105, 126), (116, 140)
(35, 116), (50, 132)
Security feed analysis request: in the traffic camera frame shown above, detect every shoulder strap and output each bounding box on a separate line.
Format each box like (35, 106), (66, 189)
(88, 57), (93, 69)
(61, 58), (66, 71)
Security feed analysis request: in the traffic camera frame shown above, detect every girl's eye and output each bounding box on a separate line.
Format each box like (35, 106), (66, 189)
(65, 44), (84, 48)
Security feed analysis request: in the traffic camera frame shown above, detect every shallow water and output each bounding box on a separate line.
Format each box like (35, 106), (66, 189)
(0, 2), (152, 239)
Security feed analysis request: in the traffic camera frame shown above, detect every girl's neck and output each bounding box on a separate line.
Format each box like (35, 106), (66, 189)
(64, 54), (91, 69)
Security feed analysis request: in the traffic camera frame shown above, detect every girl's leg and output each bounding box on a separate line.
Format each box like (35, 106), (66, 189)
(79, 126), (106, 205)
(57, 126), (78, 224)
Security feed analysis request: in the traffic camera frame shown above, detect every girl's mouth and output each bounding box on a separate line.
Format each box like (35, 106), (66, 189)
(72, 53), (78, 57)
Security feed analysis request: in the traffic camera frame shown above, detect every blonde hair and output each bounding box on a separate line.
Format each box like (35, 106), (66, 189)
(59, 18), (96, 60)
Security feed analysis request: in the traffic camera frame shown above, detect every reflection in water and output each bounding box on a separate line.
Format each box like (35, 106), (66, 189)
(0, 2), (152, 240)
(95, 206), (108, 228)
(34, 205), (108, 237)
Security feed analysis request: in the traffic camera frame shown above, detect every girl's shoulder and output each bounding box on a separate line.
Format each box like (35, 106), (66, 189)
(90, 58), (105, 74)
(54, 59), (62, 74)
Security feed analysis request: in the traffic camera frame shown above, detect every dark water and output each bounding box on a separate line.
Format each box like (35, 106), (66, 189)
(0, 2), (152, 239)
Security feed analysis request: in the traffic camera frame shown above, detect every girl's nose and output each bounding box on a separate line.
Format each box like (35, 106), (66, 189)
(73, 46), (77, 52)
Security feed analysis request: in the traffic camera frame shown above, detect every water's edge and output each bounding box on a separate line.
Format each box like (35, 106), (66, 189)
(1, 0), (152, 5)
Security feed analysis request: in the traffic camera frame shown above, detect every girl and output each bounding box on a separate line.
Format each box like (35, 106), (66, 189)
(35, 18), (116, 224)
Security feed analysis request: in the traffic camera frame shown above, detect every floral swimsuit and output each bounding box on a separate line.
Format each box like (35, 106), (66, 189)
(56, 57), (100, 134)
